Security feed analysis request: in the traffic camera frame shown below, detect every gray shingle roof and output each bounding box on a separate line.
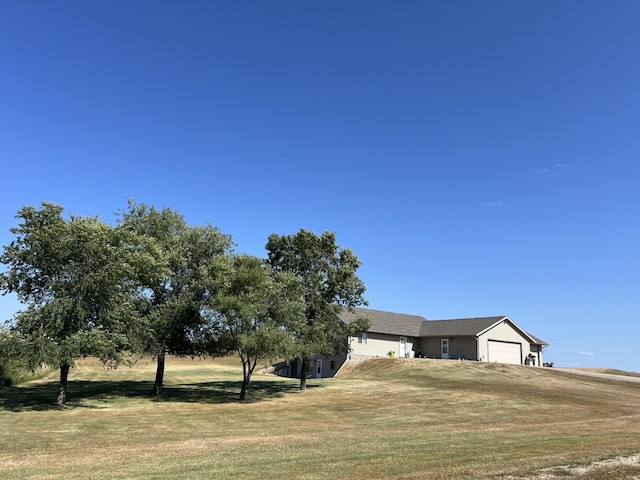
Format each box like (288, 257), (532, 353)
(420, 317), (506, 337)
(341, 308), (547, 346)
(529, 333), (549, 346)
(340, 307), (426, 337)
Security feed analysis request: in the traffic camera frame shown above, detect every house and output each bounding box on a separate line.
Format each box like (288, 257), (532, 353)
(276, 307), (548, 379)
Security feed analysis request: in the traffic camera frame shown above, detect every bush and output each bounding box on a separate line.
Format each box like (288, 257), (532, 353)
(0, 330), (24, 386)
(0, 356), (32, 387)
(0, 362), (14, 387)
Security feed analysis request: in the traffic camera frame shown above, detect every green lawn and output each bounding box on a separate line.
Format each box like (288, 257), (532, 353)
(1, 357), (640, 479)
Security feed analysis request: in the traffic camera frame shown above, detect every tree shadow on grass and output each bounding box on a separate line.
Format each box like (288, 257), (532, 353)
(0, 378), (324, 411)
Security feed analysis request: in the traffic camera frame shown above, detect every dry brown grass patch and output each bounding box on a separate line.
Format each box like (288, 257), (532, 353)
(2, 357), (640, 479)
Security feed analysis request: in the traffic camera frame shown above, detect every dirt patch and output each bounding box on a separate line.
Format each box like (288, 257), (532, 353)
(506, 454), (640, 479)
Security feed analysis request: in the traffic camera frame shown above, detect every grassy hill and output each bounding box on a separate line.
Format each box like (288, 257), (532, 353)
(1, 357), (640, 479)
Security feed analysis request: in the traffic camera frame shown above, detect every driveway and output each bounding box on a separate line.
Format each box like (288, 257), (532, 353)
(549, 367), (640, 383)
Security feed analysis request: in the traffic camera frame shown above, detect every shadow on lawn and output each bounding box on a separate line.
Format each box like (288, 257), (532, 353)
(0, 378), (322, 411)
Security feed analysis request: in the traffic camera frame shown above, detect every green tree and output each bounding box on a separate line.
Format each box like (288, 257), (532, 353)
(0, 327), (21, 387)
(208, 254), (304, 400)
(118, 201), (233, 395)
(265, 229), (369, 390)
(0, 203), (134, 405)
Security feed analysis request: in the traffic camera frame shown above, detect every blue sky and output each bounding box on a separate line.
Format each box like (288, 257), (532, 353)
(1, 1), (639, 370)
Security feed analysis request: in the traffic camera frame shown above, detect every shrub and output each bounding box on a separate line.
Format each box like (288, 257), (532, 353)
(0, 347), (32, 387)
(0, 362), (14, 387)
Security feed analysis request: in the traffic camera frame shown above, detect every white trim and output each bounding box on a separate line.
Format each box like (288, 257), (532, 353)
(441, 338), (450, 359)
(399, 337), (407, 357)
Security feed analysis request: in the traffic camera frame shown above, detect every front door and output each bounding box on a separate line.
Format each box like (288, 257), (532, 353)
(441, 339), (449, 359)
(316, 359), (323, 378)
(399, 337), (407, 358)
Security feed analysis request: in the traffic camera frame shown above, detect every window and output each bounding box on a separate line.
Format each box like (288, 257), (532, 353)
(330, 360), (336, 370)
(358, 332), (367, 344)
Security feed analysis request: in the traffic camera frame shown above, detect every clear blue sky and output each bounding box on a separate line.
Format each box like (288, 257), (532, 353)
(1, 1), (639, 370)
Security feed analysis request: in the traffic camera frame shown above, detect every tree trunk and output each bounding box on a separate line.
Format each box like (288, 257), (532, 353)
(299, 358), (308, 391)
(57, 362), (70, 406)
(153, 352), (165, 396)
(240, 358), (248, 401)
(239, 379), (248, 401)
(239, 358), (256, 401)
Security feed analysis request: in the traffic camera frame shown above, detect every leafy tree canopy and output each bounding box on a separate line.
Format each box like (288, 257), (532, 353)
(208, 254), (304, 400)
(0, 203), (135, 404)
(117, 200), (233, 395)
(266, 229), (369, 390)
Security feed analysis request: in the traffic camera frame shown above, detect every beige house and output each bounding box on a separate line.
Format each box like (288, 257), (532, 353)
(276, 307), (547, 379)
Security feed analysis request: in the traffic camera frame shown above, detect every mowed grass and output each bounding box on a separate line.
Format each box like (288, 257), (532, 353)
(1, 357), (640, 480)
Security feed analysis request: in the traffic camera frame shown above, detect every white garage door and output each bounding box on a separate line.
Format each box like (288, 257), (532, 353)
(488, 341), (522, 364)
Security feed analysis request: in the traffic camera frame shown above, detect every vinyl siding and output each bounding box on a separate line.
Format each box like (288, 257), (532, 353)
(350, 332), (418, 358)
(419, 337), (478, 360)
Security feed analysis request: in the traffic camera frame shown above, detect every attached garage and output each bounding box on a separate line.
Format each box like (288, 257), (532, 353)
(487, 340), (522, 365)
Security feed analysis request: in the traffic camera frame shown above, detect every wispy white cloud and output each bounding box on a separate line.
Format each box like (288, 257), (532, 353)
(579, 351), (595, 356)
(487, 201), (505, 207)
(536, 164), (568, 175)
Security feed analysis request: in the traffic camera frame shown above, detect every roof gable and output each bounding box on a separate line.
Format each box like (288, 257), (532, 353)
(422, 316), (546, 345)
